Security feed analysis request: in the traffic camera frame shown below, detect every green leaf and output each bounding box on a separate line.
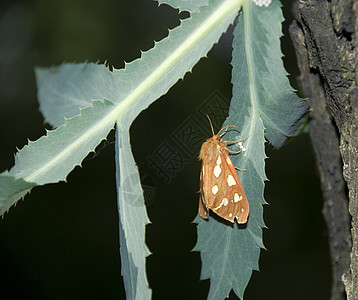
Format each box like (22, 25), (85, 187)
(194, 117), (266, 300)
(195, 0), (307, 299)
(115, 121), (151, 300)
(0, 173), (35, 216)
(9, 100), (116, 184)
(230, 0), (308, 149)
(36, 63), (120, 128)
(0, 100), (116, 215)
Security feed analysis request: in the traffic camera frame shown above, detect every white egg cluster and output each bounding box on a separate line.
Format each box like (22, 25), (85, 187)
(251, 0), (272, 7)
(238, 141), (246, 152)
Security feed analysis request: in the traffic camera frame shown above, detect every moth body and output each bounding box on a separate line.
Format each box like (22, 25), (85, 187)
(198, 126), (249, 224)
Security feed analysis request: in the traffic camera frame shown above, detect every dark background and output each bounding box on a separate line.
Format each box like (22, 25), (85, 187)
(0, 0), (330, 299)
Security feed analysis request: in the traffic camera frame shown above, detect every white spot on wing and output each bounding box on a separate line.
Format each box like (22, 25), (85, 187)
(234, 193), (242, 202)
(241, 208), (244, 213)
(214, 197), (228, 210)
(223, 198), (228, 206)
(226, 157), (232, 165)
(227, 174), (236, 186)
(214, 165), (221, 178)
(212, 185), (219, 195)
(216, 156), (221, 165)
(229, 213), (233, 218)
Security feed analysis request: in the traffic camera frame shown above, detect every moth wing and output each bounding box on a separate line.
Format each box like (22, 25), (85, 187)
(198, 162), (209, 219)
(207, 150), (249, 224)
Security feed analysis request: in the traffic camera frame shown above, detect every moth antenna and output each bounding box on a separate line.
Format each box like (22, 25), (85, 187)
(206, 114), (215, 136)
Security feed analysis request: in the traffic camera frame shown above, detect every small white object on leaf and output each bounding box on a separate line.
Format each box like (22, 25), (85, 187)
(252, 0), (272, 7)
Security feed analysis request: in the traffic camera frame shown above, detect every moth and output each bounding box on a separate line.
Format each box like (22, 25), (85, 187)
(198, 117), (249, 224)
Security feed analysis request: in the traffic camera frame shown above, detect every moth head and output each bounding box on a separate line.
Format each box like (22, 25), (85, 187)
(205, 114), (240, 141)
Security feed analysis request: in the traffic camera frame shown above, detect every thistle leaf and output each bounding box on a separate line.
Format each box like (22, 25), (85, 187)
(0, 173), (35, 216)
(195, 0), (307, 299)
(115, 122), (151, 300)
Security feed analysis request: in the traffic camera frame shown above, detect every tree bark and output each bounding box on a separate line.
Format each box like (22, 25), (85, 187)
(289, 1), (357, 299)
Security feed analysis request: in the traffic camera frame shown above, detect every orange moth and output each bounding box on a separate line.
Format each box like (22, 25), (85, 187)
(198, 116), (249, 224)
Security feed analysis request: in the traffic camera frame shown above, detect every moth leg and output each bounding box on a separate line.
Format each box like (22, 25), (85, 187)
(226, 148), (243, 154)
(225, 138), (244, 144)
(218, 124), (240, 137)
(235, 166), (246, 172)
(219, 126), (229, 137)
(225, 139), (246, 154)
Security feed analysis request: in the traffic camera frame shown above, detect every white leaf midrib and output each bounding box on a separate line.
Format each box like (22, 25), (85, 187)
(243, 0), (260, 155)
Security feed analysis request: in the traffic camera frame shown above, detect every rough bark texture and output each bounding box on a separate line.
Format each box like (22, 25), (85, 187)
(289, 1), (357, 299)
